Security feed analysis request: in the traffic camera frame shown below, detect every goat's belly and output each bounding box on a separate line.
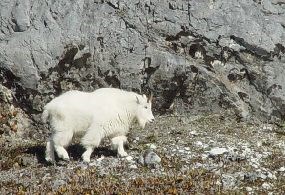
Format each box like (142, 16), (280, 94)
(102, 119), (130, 138)
(65, 112), (92, 133)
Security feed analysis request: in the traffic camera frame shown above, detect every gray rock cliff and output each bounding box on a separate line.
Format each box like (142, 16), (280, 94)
(1, 0), (285, 133)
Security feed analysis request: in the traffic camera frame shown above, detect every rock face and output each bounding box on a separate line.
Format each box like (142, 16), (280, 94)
(1, 0), (285, 133)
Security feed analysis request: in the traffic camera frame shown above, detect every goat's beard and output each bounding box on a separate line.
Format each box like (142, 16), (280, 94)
(137, 118), (147, 129)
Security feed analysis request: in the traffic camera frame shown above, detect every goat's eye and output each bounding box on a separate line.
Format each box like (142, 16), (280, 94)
(144, 106), (148, 109)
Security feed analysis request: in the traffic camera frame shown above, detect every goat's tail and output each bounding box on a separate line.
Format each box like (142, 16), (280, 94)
(42, 104), (65, 123)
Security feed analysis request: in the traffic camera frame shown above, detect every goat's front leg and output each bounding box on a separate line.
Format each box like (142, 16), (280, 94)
(111, 135), (128, 157)
(81, 126), (103, 163)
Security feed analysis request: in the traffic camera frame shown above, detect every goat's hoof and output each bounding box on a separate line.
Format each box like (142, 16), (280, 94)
(82, 156), (91, 163)
(62, 157), (70, 162)
(83, 159), (90, 163)
(118, 152), (128, 158)
(45, 157), (55, 163)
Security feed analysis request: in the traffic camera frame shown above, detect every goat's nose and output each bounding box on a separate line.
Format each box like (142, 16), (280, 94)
(150, 118), (155, 123)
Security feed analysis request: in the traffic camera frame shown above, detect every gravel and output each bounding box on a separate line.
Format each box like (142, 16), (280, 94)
(1, 114), (285, 194)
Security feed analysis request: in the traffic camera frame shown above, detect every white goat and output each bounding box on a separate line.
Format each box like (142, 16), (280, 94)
(42, 88), (154, 163)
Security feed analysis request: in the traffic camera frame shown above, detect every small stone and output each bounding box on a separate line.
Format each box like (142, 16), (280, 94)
(216, 180), (222, 185)
(148, 143), (157, 149)
(138, 155), (145, 165)
(262, 125), (273, 131)
(262, 182), (272, 190)
(251, 163), (259, 169)
(18, 156), (33, 166)
(143, 150), (161, 167)
(53, 179), (66, 190)
(88, 161), (97, 166)
(244, 172), (258, 182)
(97, 155), (104, 162)
(259, 173), (267, 180)
(77, 163), (88, 170)
(194, 162), (203, 168)
(267, 172), (276, 180)
(185, 147), (190, 151)
(278, 167), (285, 172)
(126, 156), (133, 161)
(195, 141), (203, 147)
(190, 130), (198, 136)
(226, 153), (245, 162)
(222, 174), (237, 189)
(245, 187), (253, 192)
(13, 162), (20, 169)
(42, 173), (51, 180)
(201, 154), (208, 160)
(209, 147), (228, 157)
(257, 142), (262, 147)
(129, 164), (137, 169)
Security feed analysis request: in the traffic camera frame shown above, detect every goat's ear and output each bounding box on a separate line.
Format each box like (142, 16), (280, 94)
(136, 96), (140, 104)
(142, 94), (147, 99)
(147, 91), (153, 103)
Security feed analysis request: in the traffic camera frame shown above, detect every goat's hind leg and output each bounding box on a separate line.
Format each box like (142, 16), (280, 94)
(45, 137), (55, 162)
(52, 131), (73, 161)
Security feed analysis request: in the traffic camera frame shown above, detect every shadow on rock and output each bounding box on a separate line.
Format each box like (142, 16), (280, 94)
(25, 144), (117, 165)
(67, 144), (118, 161)
(92, 145), (117, 158)
(25, 145), (46, 165)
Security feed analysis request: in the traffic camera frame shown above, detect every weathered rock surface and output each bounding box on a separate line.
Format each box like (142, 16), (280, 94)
(1, 0), (285, 134)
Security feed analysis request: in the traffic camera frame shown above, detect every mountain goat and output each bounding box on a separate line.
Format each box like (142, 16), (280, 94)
(42, 88), (154, 163)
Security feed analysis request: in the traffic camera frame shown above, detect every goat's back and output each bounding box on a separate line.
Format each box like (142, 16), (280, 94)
(44, 88), (138, 123)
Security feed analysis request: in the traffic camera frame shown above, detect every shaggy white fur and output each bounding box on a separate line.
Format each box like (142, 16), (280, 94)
(43, 88), (154, 163)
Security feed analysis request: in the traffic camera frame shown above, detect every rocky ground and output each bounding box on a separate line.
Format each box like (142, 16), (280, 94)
(1, 1), (285, 194)
(1, 113), (285, 194)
